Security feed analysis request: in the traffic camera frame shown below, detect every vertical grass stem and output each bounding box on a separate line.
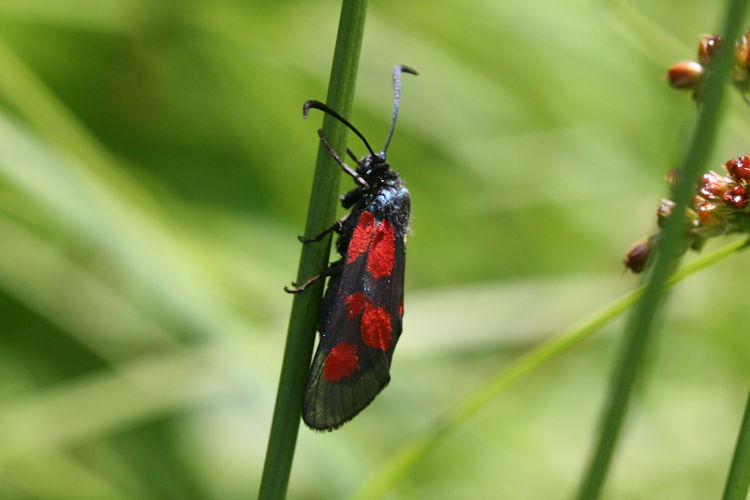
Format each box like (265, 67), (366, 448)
(722, 388), (750, 500)
(258, 2), (368, 499)
(574, 1), (748, 498)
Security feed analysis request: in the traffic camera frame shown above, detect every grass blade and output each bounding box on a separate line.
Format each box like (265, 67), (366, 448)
(722, 388), (750, 500)
(573, 1), (748, 498)
(258, 1), (368, 499)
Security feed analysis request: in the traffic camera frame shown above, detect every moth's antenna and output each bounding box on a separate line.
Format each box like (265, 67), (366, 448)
(382, 65), (418, 155)
(303, 100), (377, 158)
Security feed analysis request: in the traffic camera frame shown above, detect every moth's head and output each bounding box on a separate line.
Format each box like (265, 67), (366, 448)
(359, 152), (389, 177)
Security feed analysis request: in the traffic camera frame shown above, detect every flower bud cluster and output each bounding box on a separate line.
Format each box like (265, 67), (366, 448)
(665, 30), (750, 102)
(625, 156), (750, 273)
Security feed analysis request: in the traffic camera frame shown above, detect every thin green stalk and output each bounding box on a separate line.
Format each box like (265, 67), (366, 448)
(722, 388), (750, 500)
(574, 1), (748, 498)
(258, 2), (367, 499)
(351, 239), (749, 500)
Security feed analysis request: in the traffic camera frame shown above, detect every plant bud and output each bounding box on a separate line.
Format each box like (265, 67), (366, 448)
(698, 35), (723, 65)
(665, 168), (682, 196)
(725, 155), (750, 182)
(736, 33), (750, 70)
(666, 61), (704, 89)
(699, 171), (728, 199)
(624, 238), (653, 273)
(722, 184), (748, 209)
(694, 198), (721, 225)
(657, 198), (676, 228)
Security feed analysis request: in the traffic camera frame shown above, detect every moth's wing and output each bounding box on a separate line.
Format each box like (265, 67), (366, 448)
(303, 213), (406, 431)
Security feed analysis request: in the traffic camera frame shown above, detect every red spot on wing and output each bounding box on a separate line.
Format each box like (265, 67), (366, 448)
(344, 292), (366, 318)
(348, 211), (376, 263)
(367, 219), (395, 278)
(322, 342), (359, 382)
(361, 303), (392, 350)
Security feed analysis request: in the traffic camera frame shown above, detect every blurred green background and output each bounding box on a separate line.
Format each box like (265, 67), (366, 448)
(0, 0), (748, 498)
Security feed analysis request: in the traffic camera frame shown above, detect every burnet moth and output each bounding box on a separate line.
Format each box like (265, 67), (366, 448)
(286, 65), (417, 430)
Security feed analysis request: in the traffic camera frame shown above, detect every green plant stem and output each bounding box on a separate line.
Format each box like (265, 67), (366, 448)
(350, 238), (748, 500)
(722, 387), (750, 500)
(258, 2), (367, 499)
(574, 1), (747, 498)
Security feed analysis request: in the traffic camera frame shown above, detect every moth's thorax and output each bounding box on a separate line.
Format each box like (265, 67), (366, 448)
(364, 182), (410, 234)
(353, 155), (410, 235)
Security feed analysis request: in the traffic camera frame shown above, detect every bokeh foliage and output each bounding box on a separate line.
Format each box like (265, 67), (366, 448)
(0, 0), (748, 498)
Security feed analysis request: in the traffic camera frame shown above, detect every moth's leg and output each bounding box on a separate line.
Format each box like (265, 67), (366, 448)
(317, 129), (369, 188)
(284, 260), (344, 294)
(297, 213), (351, 243)
(340, 188), (363, 209)
(347, 148), (363, 167)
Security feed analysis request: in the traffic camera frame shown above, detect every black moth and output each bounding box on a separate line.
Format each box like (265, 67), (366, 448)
(287, 65), (417, 430)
